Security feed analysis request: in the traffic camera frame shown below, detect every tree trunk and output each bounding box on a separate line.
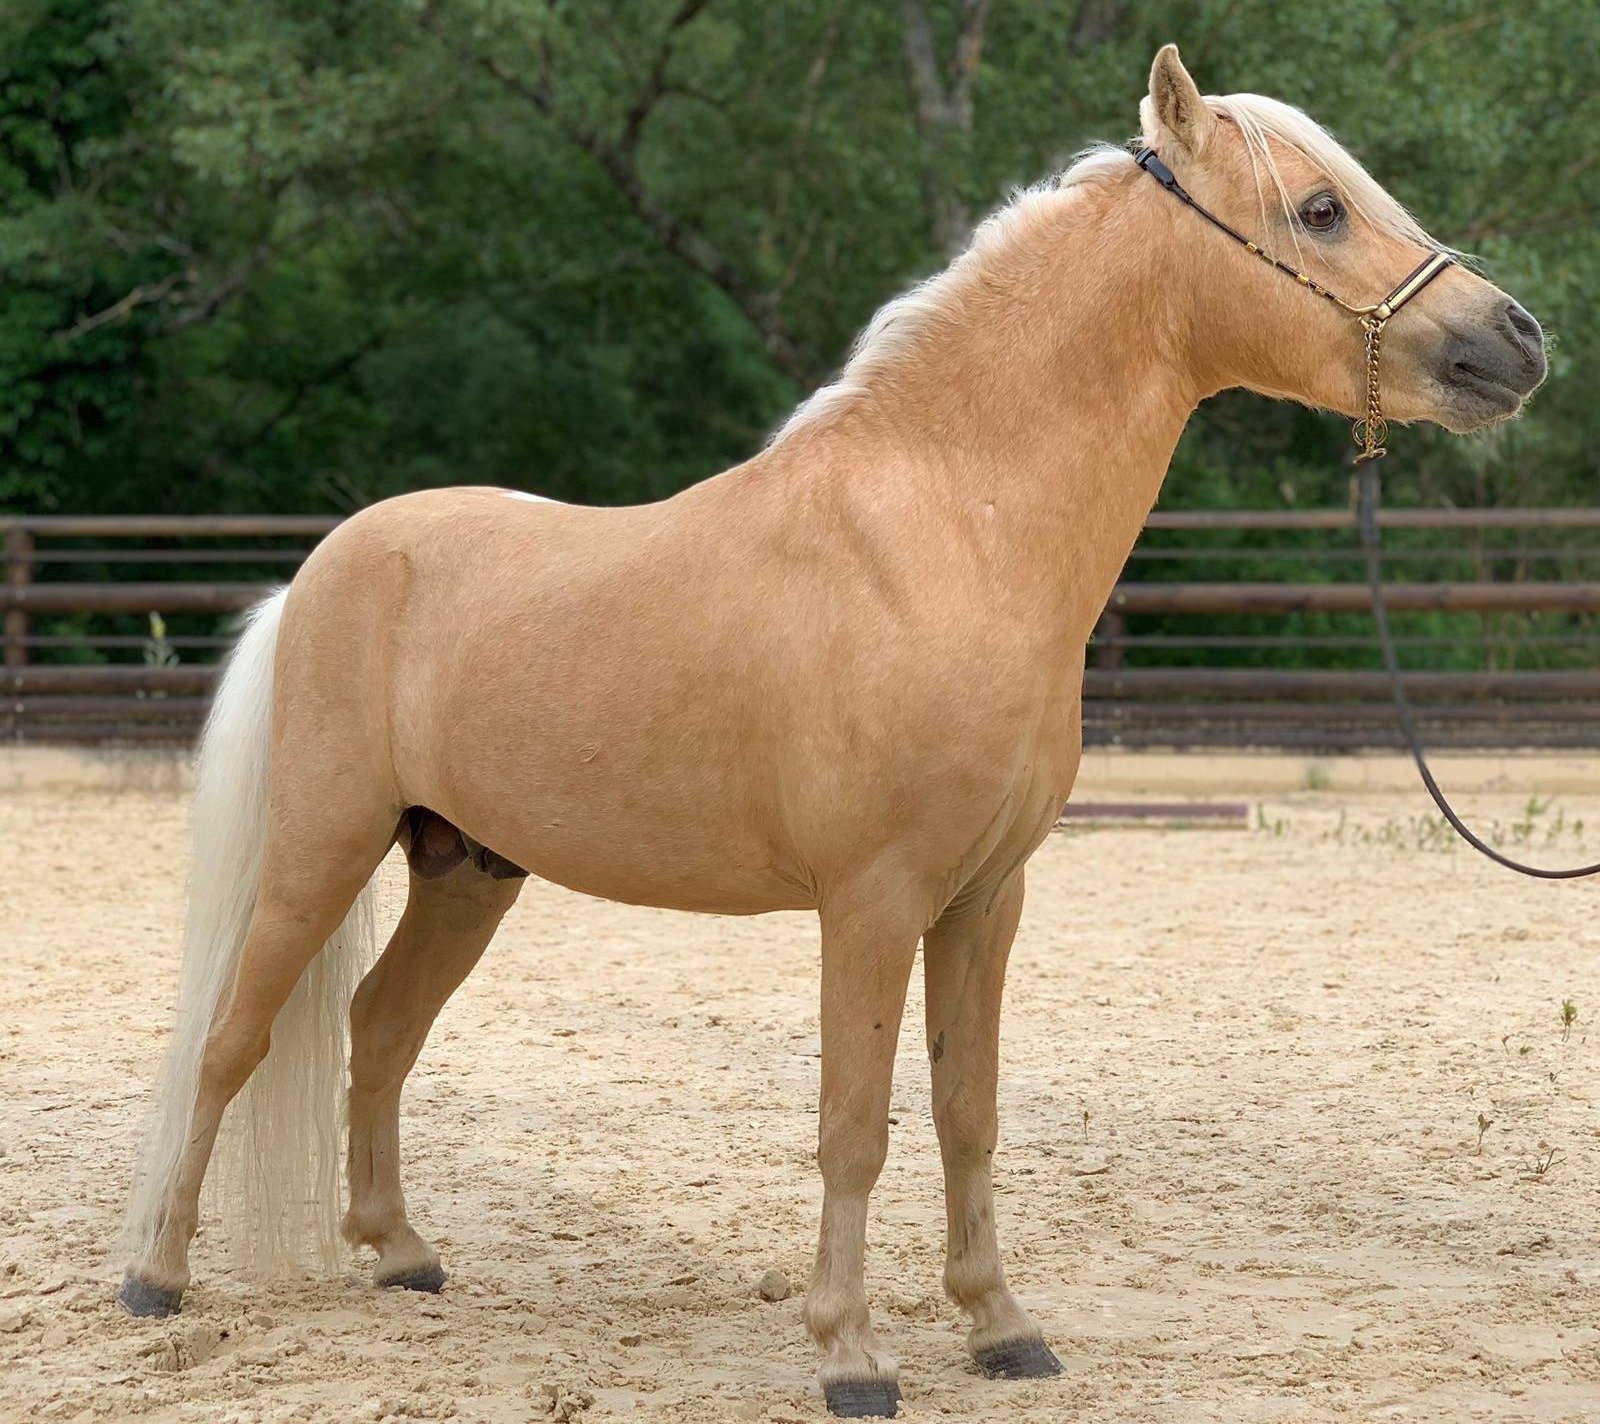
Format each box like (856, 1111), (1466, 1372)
(899, 0), (991, 257)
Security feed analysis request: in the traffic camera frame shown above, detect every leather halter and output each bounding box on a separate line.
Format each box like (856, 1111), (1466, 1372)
(1132, 146), (1454, 462)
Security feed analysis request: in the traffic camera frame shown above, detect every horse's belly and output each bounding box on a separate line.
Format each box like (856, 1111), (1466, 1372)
(428, 767), (814, 915)
(513, 833), (812, 915)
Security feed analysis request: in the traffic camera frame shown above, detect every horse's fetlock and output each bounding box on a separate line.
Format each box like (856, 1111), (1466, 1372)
(340, 1207), (380, 1250)
(803, 1289), (868, 1349)
(944, 1266), (1003, 1314)
(135, 1255), (192, 1294)
(817, 1341), (899, 1390)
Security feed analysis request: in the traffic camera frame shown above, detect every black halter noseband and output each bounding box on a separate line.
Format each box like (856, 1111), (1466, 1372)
(1133, 145), (1600, 879)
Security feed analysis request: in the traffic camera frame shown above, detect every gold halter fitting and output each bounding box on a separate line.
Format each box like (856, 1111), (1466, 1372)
(1132, 147), (1454, 462)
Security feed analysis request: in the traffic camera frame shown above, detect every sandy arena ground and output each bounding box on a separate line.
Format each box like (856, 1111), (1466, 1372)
(1, 755), (1597, 1423)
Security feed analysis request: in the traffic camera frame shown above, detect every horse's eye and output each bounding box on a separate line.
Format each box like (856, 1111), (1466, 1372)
(1301, 192), (1343, 232)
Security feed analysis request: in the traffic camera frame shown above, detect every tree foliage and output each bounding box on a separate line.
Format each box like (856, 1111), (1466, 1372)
(2, 0), (1597, 519)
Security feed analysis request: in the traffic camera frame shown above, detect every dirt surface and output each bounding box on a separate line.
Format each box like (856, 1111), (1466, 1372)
(2, 774), (1597, 1423)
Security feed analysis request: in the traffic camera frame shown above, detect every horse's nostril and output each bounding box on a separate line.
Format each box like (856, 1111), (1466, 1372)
(1506, 301), (1543, 348)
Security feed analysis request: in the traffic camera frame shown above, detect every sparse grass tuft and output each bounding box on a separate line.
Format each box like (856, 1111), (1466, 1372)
(1303, 762), (1332, 792)
(1254, 805), (1287, 837)
(136, 612), (178, 702)
(143, 611), (178, 670)
(1522, 1142), (1564, 1180)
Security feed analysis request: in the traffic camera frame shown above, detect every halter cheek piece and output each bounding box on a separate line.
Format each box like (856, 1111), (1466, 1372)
(1132, 146), (1455, 462)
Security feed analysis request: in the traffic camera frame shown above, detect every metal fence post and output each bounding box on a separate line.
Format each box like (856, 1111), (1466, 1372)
(4, 526), (32, 668)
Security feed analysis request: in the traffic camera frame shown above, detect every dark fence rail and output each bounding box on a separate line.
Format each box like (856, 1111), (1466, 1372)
(4, 509), (1599, 749)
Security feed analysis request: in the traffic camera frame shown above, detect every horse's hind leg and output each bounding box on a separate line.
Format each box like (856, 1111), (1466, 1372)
(122, 800), (396, 1312)
(343, 811), (524, 1291)
(922, 871), (1060, 1379)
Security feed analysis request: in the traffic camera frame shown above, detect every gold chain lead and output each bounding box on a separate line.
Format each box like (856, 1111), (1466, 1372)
(1352, 315), (1388, 463)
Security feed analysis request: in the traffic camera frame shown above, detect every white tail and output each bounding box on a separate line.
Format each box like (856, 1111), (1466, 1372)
(120, 589), (378, 1278)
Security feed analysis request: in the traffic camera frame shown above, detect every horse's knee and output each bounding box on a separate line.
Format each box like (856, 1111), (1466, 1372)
(932, 1082), (997, 1157)
(818, 1117), (890, 1197)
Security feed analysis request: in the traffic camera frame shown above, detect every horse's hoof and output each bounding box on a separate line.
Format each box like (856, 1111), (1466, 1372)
(117, 1273), (183, 1318)
(823, 1378), (902, 1418)
(974, 1336), (1062, 1379)
(376, 1262), (447, 1294)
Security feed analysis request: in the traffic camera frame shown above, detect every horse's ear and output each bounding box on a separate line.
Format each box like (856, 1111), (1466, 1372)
(1141, 44), (1212, 157)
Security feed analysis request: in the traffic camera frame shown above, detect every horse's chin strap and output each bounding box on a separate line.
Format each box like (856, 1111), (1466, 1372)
(1135, 144), (1600, 878)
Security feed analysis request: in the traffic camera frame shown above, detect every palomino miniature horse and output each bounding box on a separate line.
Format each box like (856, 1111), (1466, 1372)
(120, 46), (1544, 1417)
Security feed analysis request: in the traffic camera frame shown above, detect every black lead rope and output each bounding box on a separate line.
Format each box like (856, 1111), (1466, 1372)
(1358, 467), (1600, 878)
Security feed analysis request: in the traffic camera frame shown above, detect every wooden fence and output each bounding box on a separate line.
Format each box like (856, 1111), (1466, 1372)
(4, 508), (1599, 749)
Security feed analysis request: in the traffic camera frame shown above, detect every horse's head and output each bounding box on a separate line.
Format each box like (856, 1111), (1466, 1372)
(1140, 45), (1545, 434)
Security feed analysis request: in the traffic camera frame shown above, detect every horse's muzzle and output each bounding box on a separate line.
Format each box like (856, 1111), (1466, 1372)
(1435, 299), (1546, 427)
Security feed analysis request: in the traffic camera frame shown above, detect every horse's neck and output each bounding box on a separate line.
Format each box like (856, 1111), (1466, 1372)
(771, 171), (1200, 639)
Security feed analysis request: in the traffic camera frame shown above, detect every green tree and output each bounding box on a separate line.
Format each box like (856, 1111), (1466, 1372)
(0, 0), (1594, 531)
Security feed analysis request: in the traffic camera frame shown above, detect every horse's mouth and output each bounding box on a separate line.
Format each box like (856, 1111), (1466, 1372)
(1435, 358), (1542, 432)
(1454, 362), (1525, 412)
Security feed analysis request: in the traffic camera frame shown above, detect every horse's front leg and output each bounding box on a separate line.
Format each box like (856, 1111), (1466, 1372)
(923, 871), (1061, 1379)
(804, 891), (921, 1418)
